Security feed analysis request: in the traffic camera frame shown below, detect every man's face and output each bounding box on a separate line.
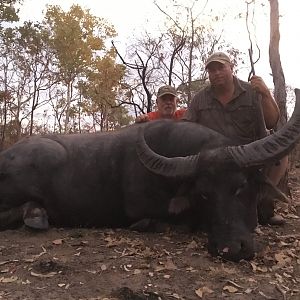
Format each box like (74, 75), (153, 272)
(207, 62), (233, 87)
(157, 94), (177, 118)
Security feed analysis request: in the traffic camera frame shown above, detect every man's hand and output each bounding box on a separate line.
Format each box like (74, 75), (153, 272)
(250, 75), (271, 97)
(250, 75), (279, 129)
(135, 114), (150, 123)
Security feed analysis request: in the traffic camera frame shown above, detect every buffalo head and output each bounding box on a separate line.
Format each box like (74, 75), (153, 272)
(136, 89), (300, 262)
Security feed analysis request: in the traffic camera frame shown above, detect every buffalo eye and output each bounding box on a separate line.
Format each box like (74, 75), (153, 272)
(200, 193), (208, 200)
(0, 172), (8, 180)
(233, 179), (248, 196)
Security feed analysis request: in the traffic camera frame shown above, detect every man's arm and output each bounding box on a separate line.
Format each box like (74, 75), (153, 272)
(181, 97), (200, 122)
(135, 114), (150, 123)
(250, 75), (280, 129)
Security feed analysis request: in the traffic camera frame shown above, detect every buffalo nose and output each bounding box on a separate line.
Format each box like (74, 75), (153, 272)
(220, 240), (255, 262)
(208, 238), (254, 262)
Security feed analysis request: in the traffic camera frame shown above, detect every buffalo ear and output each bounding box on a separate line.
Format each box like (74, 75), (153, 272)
(256, 171), (290, 204)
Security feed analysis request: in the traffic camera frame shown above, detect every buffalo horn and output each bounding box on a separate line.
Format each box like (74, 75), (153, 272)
(136, 128), (200, 177)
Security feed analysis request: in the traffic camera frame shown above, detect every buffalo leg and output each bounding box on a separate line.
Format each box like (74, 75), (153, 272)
(257, 193), (276, 225)
(168, 182), (193, 215)
(0, 201), (48, 230)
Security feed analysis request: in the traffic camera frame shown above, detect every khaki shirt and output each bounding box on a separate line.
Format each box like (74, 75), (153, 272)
(182, 77), (268, 144)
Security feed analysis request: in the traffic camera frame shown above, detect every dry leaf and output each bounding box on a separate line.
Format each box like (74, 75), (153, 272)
(244, 288), (253, 294)
(208, 266), (218, 272)
(0, 276), (18, 283)
(100, 264), (107, 271)
(195, 286), (214, 298)
(257, 266), (268, 273)
(133, 269), (141, 275)
(186, 240), (198, 249)
(52, 239), (63, 245)
(222, 266), (236, 275)
(223, 285), (238, 293)
(255, 227), (264, 235)
(21, 279), (31, 285)
(275, 252), (291, 266)
(250, 262), (257, 272)
(154, 265), (165, 272)
(164, 259), (177, 270)
(58, 283), (65, 287)
(154, 259), (177, 272)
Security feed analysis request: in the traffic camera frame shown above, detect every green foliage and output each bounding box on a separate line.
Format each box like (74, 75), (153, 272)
(39, 4), (129, 132)
(78, 51), (128, 130)
(44, 4), (116, 84)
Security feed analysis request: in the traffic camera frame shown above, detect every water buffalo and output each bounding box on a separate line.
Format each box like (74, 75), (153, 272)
(0, 89), (299, 262)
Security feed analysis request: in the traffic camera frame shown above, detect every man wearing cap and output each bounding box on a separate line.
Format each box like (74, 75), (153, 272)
(182, 51), (286, 225)
(135, 85), (186, 123)
(183, 51), (280, 140)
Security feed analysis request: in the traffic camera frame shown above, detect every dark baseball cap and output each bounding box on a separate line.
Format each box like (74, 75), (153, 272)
(205, 52), (231, 69)
(157, 85), (177, 97)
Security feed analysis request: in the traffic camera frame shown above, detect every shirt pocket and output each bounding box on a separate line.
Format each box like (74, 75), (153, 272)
(229, 106), (258, 140)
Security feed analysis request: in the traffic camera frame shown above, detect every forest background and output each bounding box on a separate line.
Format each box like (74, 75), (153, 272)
(0, 0), (298, 148)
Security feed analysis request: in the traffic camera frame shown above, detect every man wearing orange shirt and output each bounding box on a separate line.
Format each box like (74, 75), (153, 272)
(135, 85), (186, 123)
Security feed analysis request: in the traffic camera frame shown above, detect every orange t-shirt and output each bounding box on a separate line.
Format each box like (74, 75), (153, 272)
(147, 108), (186, 121)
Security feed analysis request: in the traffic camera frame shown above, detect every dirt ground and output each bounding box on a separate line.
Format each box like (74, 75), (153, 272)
(0, 170), (300, 300)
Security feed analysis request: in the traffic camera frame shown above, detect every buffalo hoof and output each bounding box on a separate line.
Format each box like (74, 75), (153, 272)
(24, 207), (49, 230)
(268, 214), (285, 226)
(208, 239), (255, 262)
(259, 214), (285, 226)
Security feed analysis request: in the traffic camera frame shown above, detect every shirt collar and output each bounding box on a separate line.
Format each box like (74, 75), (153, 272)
(205, 76), (251, 109)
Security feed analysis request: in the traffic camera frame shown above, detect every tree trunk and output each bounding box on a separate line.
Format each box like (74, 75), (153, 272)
(269, 0), (287, 128)
(64, 83), (71, 133)
(268, 0), (289, 193)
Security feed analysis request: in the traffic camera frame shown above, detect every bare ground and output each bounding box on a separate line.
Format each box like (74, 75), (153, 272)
(0, 169), (300, 300)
